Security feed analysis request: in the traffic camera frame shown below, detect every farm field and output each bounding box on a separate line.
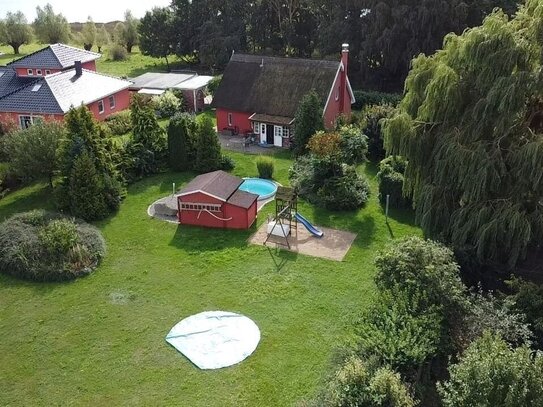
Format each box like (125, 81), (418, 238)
(0, 149), (420, 406)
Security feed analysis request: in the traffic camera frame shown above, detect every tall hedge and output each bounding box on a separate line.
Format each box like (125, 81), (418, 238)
(195, 116), (221, 173)
(292, 90), (323, 156)
(167, 113), (197, 171)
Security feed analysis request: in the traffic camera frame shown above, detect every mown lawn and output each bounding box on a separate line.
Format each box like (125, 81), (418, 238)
(0, 151), (420, 406)
(0, 44), (184, 78)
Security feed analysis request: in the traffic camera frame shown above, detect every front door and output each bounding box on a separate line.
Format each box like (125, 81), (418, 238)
(266, 124), (274, 144)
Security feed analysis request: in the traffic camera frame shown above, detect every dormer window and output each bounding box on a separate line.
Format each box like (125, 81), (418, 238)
(27, 69), (33, 76)
(36, 69), (42, 76)
(31, 84), (42, 92)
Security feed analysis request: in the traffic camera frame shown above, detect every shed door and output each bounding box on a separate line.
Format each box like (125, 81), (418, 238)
(260, 123), (266, 143)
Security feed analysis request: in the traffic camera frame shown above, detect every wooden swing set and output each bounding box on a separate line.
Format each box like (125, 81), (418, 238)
(264, 186), (298, 249)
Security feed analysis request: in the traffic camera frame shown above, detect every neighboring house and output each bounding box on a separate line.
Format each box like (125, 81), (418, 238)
(0, 44), (131, 128)
(129, 72), (214, 113)
(176, 170), (258, 230)
(212, 44), (355, 148)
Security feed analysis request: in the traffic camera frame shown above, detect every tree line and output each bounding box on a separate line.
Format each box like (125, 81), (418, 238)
(2, 1), (519, 91)
(0, 3), (138, 56)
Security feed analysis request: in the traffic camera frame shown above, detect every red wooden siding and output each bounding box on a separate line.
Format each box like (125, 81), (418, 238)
(216, 109), (253, 134)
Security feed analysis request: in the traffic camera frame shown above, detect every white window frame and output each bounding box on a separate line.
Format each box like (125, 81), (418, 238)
(273, 125), (283, 147)
(36, 69), (42, 76)
(18, 115), (43, 129)
(27, 69), (33, 76)
(45, 69), (51, 75)
(108, 95), (115, 110)
(98, 100), (105, 114)
(227, 112), (233, 126)
(180, 202), (221, 212)
(282, 126), (290, 139)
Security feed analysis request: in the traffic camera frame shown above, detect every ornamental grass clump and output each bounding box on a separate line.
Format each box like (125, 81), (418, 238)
(0, 210), (106, 281)
(256, 156), (274, 179)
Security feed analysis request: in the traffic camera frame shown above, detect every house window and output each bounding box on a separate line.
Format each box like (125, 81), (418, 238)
(282, 126), (290, 138)
(98, 100), (104, 114)
(36, 69), (42, 76)
(227, 113), (233, 126)
(109, 95), (115, 109)
(19, 115), (43, 129)
(27, 69), (33, 76)
(45, 70), (51, 75)
(335, 87), (340, 101)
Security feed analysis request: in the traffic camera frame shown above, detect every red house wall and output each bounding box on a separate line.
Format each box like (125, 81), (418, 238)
(177, 192), (256, 229)
(0, 112), (64, 128)
(87, 88), (131, 121)
(216, 109), (252, 134)
(15, 61), (97, 77)
(323, 68), (352, 129)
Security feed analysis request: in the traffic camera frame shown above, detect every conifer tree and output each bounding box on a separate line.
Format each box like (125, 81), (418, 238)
(167, 113), (196, 171)
(383, 1), (543, 269)
(195, 116), (221, 173)
(292, 90), (323, 156)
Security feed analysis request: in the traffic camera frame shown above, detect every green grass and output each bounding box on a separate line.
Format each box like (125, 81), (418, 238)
(0, 152), (420, 406)
(0, 43), (185, 78)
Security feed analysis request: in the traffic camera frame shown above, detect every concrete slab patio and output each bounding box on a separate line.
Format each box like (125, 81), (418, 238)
(248, 222), (357, 262)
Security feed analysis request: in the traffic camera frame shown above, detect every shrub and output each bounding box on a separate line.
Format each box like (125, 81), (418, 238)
(0, 210), (106, 281)
(339, 125), (368, 165)
(317, 166), (371, 210)
(207, 75), (222, 95)
(317, 356), (417, 407)
(153, 90), (182, 118)
(507, 277), (543, 349)
(438, 332), (543, 407)
(167, 112), (197, 171)
(2, 122), (64, 186)
(462, 290), (532, 348)
(377, 156), (410, 208)
(357, 289), (443, 374)
(352, 91), (401, 110)
(195, 116), (221, 173)
(109, 44), (128, 61)
(104, 110), (132, 135)
(362, 104), (396, 161)
(256, 155), (274, 179)
(219, 154), (235, 171)
(375, 237), (467, 325)
(289, 156), (370, 211)
(292, 90), (324, 155)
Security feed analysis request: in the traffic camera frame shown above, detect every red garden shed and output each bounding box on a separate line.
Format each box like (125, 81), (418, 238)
(176, 171), (258, 229)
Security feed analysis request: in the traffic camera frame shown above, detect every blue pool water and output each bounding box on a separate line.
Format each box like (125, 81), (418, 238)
(239, 178), (278, 200)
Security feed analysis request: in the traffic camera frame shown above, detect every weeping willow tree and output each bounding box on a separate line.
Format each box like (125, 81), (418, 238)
(383, 0), (543, 270)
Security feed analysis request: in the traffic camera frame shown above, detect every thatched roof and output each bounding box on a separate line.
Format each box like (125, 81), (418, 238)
(212, 53), (339, 119)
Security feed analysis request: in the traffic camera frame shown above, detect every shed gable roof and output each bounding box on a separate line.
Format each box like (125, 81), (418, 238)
(177, 171), (243, 202)
(8, 43), (100, 70)
(212, 53), (339, 118)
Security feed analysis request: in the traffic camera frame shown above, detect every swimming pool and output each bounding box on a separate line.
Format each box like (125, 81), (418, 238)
(239, 178), (278, 200)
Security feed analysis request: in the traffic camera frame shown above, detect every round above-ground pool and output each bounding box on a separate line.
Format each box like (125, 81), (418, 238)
(239, 178), (278, 200)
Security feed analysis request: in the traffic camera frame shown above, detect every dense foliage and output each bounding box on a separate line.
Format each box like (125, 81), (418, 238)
(292, 91), (323, 156)
(256, 155), (274, 179)
(376, 156), (410, 208)
(195, 116), (222, 173)
(290, 126), (370, 210)
(313, 356), (417, 407)
(167, 113), (197, 171)
(56, 106), (124, 220)
(0, 211), (106, 281)
(104, 110), (132, 136)
(80, 17), (96, 50)
(0, 11), (32, 54)
(438, 333), (543, 407)
(362, 104), (396, 161)
(384, 2), (543, 269)
(2, 122), (64, 186)
(507, 278), (543, 348)
(139, 7), (176, 69)
(114, 11), (139, 53)
(123, 94), (167, 180)
(153, 90), (182, 118)
(352, 91), (401, 111)
(33, 4), (70, 44)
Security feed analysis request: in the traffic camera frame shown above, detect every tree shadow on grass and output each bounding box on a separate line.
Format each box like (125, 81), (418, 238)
(0, 182), (54, 221)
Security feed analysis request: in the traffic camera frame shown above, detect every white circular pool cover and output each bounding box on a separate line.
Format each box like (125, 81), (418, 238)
(165, 311), (261, 369)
